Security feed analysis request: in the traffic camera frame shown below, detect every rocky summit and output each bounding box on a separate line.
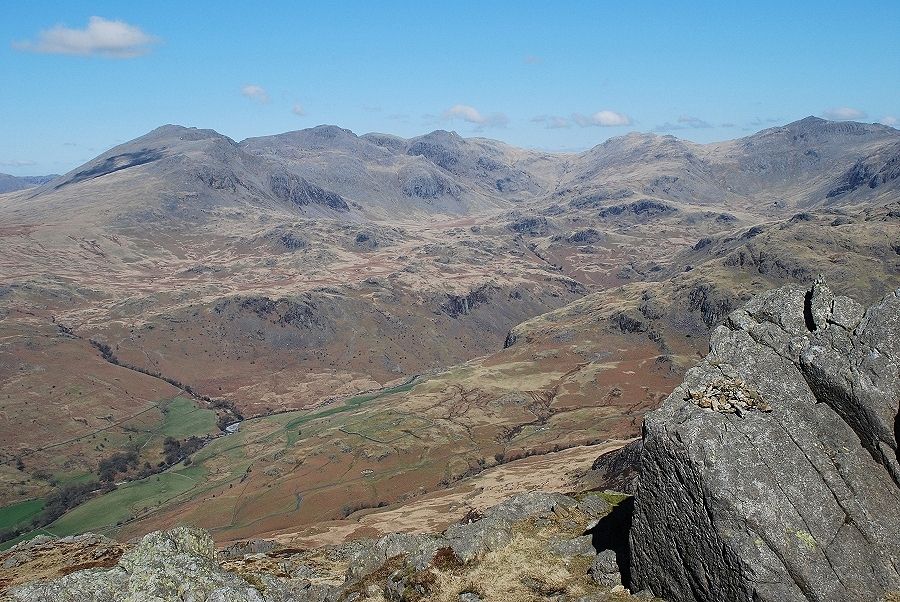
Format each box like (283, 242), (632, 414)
(630, 280), (900, 602)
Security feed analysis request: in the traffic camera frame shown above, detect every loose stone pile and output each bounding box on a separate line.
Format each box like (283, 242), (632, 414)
(685, 378), (772, 415)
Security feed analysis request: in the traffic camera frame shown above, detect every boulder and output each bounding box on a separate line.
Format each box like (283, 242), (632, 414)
(444, 491), (577, 561)
(590, 548), (622, 587)
(630, 282), (900, 602)
(348, 531), (447, 579)
(10, 527), (283, 602)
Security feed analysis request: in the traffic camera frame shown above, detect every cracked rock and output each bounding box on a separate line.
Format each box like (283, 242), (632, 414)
(630, 281), (900, 602)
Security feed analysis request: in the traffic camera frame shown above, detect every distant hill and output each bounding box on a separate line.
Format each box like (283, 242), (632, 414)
(0, 173), (58, 193)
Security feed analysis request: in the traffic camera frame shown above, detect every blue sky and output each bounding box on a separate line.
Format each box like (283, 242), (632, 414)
(1, 1), (898, 175)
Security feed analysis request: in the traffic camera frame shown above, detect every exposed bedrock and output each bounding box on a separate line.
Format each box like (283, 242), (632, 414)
(629, 280), (900, 602)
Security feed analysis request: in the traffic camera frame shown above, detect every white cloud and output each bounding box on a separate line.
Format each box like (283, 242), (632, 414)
(241, 85), (269, 103)
(13, 16), (157, 58)
(531, 115), (570, 129)
(573, 110), (632, 127)
(291, 104), (306, 116)
(879, 116), (897, 127)
(0, 159), (37, 167)
(821, 106), (867, 120)
(443, 104), (508, 128)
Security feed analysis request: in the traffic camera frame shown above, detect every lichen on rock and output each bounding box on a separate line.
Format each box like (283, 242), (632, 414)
(9, 527), (275, 602)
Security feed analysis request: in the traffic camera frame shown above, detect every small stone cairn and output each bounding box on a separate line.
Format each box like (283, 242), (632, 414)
(685, 378), (772, 415)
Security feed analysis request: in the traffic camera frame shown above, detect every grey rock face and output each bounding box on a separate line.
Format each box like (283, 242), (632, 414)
(270, 172), (349, 211)
(445, 491), (577, 561)
(549, 534), (596, 557)
(347, 531), (447, 579)
(219, 537), (278, 559)
(590, 549), (622, 588)
(630, 282), (900, 602)
(590, 439), (643, 494)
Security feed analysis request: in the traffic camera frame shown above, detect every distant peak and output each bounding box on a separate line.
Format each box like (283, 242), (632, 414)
(417, 129), (463, 141)
(140, 124), (233, 144)
(766, 115), (893, 138)
(306, 124), (357, 138)
(593, 131), (676, 149)
(793, 116), (827, 125)
(147, 124), (192, 135)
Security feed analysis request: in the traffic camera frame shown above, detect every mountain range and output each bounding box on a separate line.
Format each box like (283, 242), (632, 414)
(0, 116), (897, 550)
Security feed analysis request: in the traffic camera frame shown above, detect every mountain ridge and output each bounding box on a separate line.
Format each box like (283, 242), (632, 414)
(7, 116), (897, 227)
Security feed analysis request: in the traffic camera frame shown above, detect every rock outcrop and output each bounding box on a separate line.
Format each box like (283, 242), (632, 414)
(8, 527), (295, 602)
(6, 492), (659, 601)
(630, 280), (900, 602)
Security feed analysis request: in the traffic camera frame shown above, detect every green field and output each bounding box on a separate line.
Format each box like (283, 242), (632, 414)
(0, 499), (49, 552)
(130, 396), (219, 458)
(0, 466), (208, 549)
(0, 528), (56, 551)
(0, 396), (219, 549)
(2, 379), (420, 546)
(47, 466), (207, 537)
(0, 499), (44, 533)
(159, 397), (217, 439)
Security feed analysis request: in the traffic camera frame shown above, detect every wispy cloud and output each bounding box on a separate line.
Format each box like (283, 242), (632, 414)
(13, 16), (157, 58)
(573, 110), (632, 127)
(878, 116), (897, 127)
(677, 115), (712, 128)
(747, 117), (781, 127)
(653, 115), (713, 132)
(291, 104), (306, 116)
(0, 159), (37, 167)
(821, 106), (867, 120)
(531, 115), (571, 129)
(524, 55), (542, 64)
(240, 85), (269, 103)
(443, 104), (508, 128)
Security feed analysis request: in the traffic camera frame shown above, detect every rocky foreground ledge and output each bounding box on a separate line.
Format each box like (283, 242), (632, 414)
(3, 492), (656, 601)
(630, 280), (900, 602)
(2, 281), (899, 602)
